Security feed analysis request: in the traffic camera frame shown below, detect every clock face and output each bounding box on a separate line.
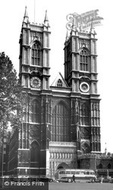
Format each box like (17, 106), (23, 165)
(80, 82), (89, 93)
(31, 77), (41, 88)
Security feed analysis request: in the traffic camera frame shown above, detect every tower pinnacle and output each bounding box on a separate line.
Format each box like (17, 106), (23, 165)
(23, 6), (29, 23)
(44, 10), (49, 27)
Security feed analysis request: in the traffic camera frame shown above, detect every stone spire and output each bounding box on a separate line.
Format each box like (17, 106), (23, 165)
(23, 6), (29, 23)
(44, 10), (49, 27)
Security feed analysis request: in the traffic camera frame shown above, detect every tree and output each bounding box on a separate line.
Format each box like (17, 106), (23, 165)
(0, 52), (23, 134)
(0, 52), (29, 179)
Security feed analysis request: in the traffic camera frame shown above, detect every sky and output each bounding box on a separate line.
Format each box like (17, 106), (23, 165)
(0, 0), (113, 153)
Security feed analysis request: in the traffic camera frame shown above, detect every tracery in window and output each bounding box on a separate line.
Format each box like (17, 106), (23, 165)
(57, 79), (62, 87)
(80, 48), (89, 71)
(108, 163), (111, 169)
(80, 103), (89, 125)
(31, 42), (41, 65)
(30, 100), (40, 123)
(30, 141), (40, 167)
(52, 102), (69, 142)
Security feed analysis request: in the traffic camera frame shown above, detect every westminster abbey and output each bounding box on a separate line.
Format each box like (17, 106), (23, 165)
(5, 7), (102, 178)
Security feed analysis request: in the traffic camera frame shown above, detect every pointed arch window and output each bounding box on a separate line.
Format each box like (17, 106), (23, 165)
(80, 49), (89, 71)
(30, 141), (40, 167)
(108, 163), (111, 169)
(57, 79), (63, 87)
(52, 102), (69, 142)
(31, 42), (41, 65)
(80, 103), (89, 125)
(98, 163), (103, 169)
(30, 100), (40, 123)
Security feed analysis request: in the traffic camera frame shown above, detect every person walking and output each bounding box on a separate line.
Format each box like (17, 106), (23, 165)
(72, 175), (76, 182)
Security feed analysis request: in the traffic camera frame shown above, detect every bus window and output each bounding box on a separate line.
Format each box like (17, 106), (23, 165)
(59, 171), (65, 174)
(66, 171), (71, 174)
(75, 171), (80, 175)
(80, 171), (85, 175)
(89, 171), (94, 175)
(71, 171), (75, 175)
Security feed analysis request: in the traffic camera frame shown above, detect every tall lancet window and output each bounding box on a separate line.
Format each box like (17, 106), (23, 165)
(80, 102), (89, 125)
(52, 102), (69, 142)
(30, 100), (40, 123)
(80, 48), (89, 71)
(30, 141), (40, 167)
(31, 41), (41, 65)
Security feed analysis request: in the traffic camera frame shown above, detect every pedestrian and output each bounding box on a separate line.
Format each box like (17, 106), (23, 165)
(72, 175), (75, 182)
(100, 176), (103, 183)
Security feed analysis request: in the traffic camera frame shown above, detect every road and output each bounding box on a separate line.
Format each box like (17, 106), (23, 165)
(49, 182), (113, 190)
(0, 181), (113, 190)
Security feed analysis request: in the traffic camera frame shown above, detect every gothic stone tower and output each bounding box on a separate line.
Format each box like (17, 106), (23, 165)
(18, 7), (51, 177)
(9, 8), (101, 178)
(64, 28), (101, 154)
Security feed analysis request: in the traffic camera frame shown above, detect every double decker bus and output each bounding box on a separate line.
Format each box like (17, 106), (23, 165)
(55, 169), (96, 182)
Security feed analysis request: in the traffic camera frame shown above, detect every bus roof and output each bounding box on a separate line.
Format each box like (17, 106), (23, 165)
(57, 169), (95, 172)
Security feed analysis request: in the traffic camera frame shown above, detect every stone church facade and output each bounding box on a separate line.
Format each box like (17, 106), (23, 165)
(7, 7), (101, 178)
